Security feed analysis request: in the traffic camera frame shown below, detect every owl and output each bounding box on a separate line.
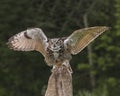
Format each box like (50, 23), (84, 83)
(7, 26), (110, 96)
(7, 26), (110, 67)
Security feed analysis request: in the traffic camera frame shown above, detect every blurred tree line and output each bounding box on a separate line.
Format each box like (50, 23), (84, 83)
(0, 0), (120, 96)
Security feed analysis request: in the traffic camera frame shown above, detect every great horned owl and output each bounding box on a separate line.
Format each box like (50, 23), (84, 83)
(7, 26), (110, 96)
(7, 26), (109, 68)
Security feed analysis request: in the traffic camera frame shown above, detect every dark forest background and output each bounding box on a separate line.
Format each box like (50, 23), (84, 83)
(0, 0), (120, 96)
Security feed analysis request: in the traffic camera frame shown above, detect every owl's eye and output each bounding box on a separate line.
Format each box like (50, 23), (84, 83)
(56, 40), (62, 46)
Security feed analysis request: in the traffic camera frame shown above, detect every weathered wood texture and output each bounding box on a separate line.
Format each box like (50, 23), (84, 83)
(45, 65), (73, 96)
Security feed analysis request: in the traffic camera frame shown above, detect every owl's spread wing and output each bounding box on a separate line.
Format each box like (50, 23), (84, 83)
(7, 28), (48, 56)
(64, 26), (110, 55)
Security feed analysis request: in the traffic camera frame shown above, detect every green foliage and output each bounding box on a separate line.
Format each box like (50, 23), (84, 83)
(75, 85), (108, 96)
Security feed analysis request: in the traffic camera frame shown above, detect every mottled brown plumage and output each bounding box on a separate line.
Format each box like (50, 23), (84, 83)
(7, 26), (110, 96)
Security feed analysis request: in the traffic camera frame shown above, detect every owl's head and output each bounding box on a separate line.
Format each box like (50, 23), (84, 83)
(48, 38), (64, 52)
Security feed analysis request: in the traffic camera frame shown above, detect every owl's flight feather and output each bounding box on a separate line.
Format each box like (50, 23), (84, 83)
(7, 26), (110, 56)
(64, 26), (110, 55)
(7, 28), (48, 56)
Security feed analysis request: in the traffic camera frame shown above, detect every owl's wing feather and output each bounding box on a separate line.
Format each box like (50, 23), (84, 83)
(64, 26), (110, 55)
(7, 28), (48, 56)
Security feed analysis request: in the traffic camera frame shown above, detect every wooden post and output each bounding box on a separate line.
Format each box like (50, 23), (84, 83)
(45, 65), (73, 96)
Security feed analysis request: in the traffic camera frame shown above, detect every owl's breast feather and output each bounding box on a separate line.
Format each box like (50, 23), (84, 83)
(53, 52), (59, 59)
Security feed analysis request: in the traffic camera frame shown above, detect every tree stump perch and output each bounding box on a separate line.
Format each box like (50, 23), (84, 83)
(45, 65), (73, 96)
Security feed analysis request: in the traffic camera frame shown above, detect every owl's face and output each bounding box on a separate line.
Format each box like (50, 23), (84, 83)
(48, 38), (63, 52)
